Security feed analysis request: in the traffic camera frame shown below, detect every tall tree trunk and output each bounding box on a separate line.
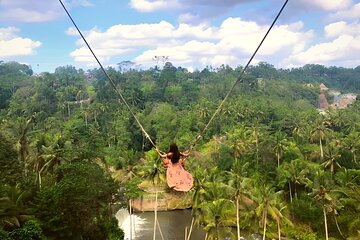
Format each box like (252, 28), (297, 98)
(84, 113), (88, 127)
(288, 181), (293, 204)
(320, 138), (324, 161)
(354, 151), (357, 164)
(333, 213), (345, 239)
(277, 154), (280, 168)
(262, 210), (267, 240)
(323, 207), (329, 240)
(129, 199), (133, 240)
(153, 192), (158, 240)
(67, 103), (71, 117)
(277, 220), (281, 240)
(236, 195), (241, 240)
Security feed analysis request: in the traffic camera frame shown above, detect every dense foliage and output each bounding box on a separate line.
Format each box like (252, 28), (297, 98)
(0, 60), (359, 239)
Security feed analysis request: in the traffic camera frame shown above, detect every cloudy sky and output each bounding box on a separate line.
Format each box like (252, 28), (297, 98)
(0, 0), (359, 73)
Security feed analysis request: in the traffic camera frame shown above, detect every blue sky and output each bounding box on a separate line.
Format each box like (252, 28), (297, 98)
(0, 0), (359, 73)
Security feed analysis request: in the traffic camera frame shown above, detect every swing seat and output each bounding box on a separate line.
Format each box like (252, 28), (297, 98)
(164, 160), (193, 192)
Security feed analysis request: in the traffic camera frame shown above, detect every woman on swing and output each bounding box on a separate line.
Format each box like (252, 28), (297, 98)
(156, 143), (193, 192)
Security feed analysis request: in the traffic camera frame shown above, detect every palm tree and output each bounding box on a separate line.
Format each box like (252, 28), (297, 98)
(273, 131), (288, 168)
(228, 123), (251, 160)
(10, 116), (35, 176)
(135, 150), (165, 240)
(252, 184), (288, 240)
(277, 159), (316, 203)
(187, 167), (208, 240)
(0, 185), (32, 230)
(322, 141), (341, 179)
(334, 169), (360, 238)
(227, 161), (250, 240)
(250, 118), (266, 168)
(200, 198), (235, 240)
(135, 150), (165, 186)
(31, 133), (65, 188)
(310, 118), (332, 161)
(310, 170), (343, 240)
(343, 131), (360, 164)
(327, 109), (349, 132)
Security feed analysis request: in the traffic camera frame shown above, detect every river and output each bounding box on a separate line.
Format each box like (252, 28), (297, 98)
(116, 209), (205, 240)
(116, 209), (261, 240)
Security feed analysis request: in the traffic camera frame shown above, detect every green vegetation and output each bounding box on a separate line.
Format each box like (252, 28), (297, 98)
(0, 60), (359, 239)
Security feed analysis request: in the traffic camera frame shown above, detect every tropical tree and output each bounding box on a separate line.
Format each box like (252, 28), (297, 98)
(310, 170), (343, 240)
(134, 150), (165, 240)
(343, 131), (360, 164)
(252, 184), (286, 240)
(322, 141), (341, 179)
(0, 185), (31, 230)
(227, 124), (251, 160)
(310, 118), (332, 161)
(272, 131), (288, 168)
(35, 161), (118, 239)
(227, 161), (250, 240)
(0, 133), (22, 186)
(200, 198), (235, 240)
(277, 159), (318, 203)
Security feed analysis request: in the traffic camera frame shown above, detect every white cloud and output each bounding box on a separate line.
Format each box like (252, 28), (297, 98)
(130, 0), (257, 23)
(69, 18), (312, 69)
(70, 46), (131, 63)
(282, 34), (360, 67)
(330, 2), (360, 20)
(325, 21), (360, 38)
(66, 27), (79, 36)
(0, 27), (42, 58)
(283, 19), (360, 67)
(129, 0), (180, 12)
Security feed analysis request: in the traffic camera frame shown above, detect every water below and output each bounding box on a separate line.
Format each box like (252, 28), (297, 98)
(116, 209), (262, 240)
(116, 208), (205, 240)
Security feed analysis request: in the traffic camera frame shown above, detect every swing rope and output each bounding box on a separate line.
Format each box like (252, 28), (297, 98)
(187, 0), (289, 154)
(58, 0), (157, 149)
(59, 0), (289, 155)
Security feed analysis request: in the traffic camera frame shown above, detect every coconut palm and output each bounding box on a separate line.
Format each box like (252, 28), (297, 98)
(134, 150), (165, 240)
(272, 131), (288, 168)
(310, 118), (332, 161)
(31, 133), (66, 188)
(187, 167), (207, 240)
(227, 161), (250, 240)
(322, 141), (341, 179)
(227, 123), (251, 159)
(200, 198), (235, 240)
(0, 185), (32, 230)
(277, 159), (316, 203)
(343, 131), (360, 164)
(9, 116), (35, 176)
(252, 183), (288, 240)
(256, 185), (271, 240)
(310, 170), (343, 240)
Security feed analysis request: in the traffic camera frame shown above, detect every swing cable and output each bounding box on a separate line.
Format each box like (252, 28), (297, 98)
(187, 0), (289, 154)
(58, 0), (157, 149)
(59, 0), (289, 155)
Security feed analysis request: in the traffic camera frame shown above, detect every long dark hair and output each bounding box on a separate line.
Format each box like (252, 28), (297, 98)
(169, 143), (181, 163)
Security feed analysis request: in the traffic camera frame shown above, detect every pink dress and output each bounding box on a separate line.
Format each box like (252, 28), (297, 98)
(164, 160), (193, 192)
